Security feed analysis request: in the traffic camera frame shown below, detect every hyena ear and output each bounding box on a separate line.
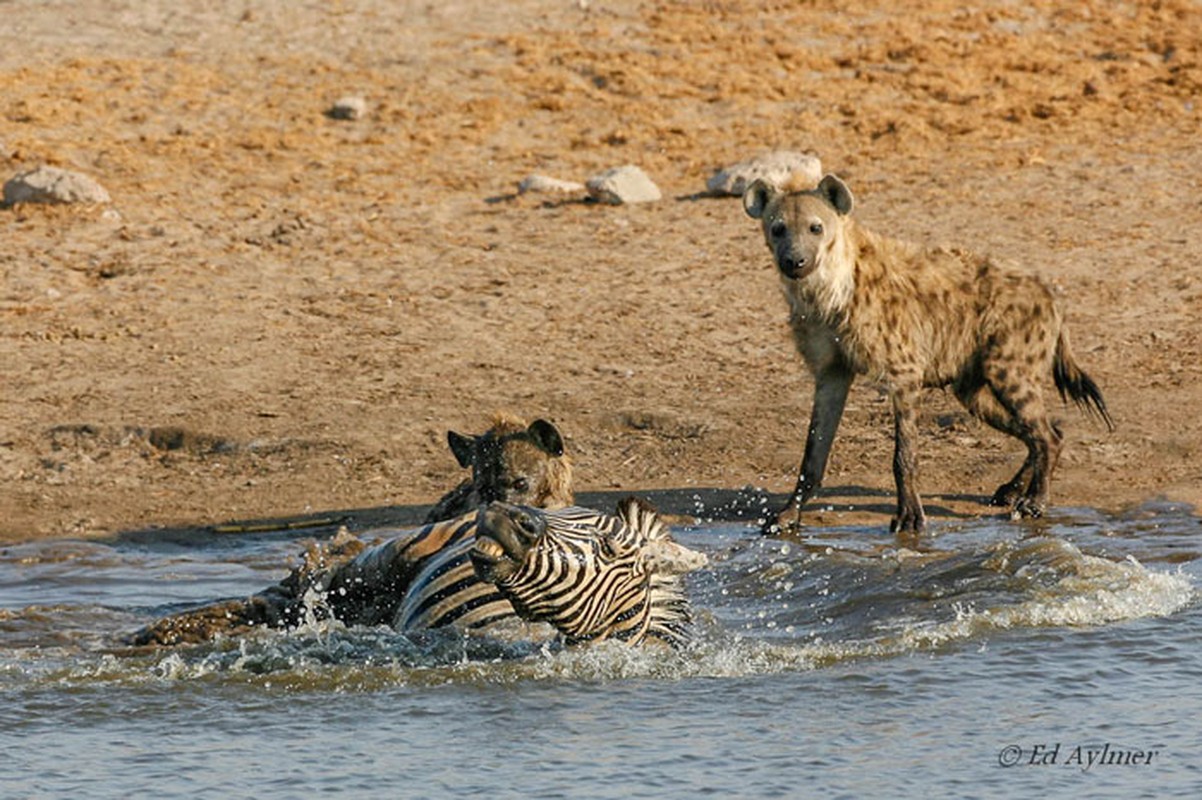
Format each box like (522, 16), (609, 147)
(742, 179), (776, 220)
(526, 419), (566, 457)
(817, 174), (854, 216)
(447, 430), (477, 468)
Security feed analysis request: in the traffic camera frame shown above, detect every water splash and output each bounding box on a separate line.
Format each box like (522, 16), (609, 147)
(0, 510), (1196, 692)
(101, 535), (1186, 690)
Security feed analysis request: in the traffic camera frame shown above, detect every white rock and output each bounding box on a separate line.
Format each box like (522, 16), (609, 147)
(586, 165), (661, 205)
(706, 151), (823, 196)
(3, 166), (111, 205)
(517, 174), (587, 195)
(328, 96), (368, 120)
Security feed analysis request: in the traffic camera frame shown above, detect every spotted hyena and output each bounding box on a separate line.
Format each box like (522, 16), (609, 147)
(424, 413), (574, 523)
(131, 414), (576, 645)
(744, 174), (1113, 533)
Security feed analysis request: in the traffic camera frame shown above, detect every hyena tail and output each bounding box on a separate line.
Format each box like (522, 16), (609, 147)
(1053, 329), (1115, 431)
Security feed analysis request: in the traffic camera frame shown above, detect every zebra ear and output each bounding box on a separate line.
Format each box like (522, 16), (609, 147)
(642, 540), (708, 576)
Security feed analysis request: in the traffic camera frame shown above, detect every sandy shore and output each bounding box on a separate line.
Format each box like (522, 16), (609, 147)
(2, 0), (1199, 542)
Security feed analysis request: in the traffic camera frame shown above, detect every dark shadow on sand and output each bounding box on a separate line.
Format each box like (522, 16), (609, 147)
(106, 485), (1001, 548)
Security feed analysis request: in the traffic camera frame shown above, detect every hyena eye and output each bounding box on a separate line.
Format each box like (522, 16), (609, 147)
(511, 477), (530, 493)
(769, 220), (787, 239)
(809, 222), (824, 235)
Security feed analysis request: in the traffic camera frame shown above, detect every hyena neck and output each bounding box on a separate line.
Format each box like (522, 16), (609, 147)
(792, 218), (862, 325)
(844, 222), (908, 305)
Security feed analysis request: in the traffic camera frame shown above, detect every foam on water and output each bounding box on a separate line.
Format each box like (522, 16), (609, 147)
(492, 532), (1196, 684)
(852, 545), (1192, 655)
(3, 506), (1199, 800)
(1, 510), (1196, 695)
(30, 534), (1162, 691)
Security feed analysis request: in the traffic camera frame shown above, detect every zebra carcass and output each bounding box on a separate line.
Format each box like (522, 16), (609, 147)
(131, 499), (706, 649)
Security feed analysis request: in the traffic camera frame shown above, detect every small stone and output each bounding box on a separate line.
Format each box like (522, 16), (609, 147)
(585, 165), (661, 205)
(328, 96), (368, 121)
(3, 166), (111, 206)
(517, 174), (587, 195)
(706, 151), (823, 196)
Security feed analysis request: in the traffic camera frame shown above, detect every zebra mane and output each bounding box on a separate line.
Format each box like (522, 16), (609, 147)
(615, 496), (701, 647)
(615, 496), (670, 541)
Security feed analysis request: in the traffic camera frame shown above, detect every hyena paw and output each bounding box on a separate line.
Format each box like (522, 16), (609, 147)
(1009, 497), (1046, 520)
(890, 506), (926, 533)
(761, 505), (805, 537)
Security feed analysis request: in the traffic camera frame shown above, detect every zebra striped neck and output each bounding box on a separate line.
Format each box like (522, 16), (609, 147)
(476, 503), (699, 648)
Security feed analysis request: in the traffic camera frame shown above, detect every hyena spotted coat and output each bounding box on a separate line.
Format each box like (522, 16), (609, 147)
(424, 413), (574, 523)
(744, 174), (1113, 534)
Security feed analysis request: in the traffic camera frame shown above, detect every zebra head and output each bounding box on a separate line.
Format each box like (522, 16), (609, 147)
(469, 499), (708, 647)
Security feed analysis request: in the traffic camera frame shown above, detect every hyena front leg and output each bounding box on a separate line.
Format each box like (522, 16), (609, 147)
(889, 375), (926, 533)
(763, 365), (854, 535)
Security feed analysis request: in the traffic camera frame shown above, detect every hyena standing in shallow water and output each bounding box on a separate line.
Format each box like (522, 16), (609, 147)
(744, 174), (1114, 534)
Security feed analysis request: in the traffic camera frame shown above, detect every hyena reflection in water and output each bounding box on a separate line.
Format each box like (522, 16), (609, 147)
(744, 174), (1113, 534)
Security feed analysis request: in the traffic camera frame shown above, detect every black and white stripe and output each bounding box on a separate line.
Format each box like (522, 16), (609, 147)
(134, 500), (701, 648)
(333, 501), (696, 646)
(468, 500), (697, 647)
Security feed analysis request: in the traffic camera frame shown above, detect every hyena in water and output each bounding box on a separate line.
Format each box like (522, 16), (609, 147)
(744, 174), (1113, 534)
(131, 414), (575, 645)
(424, 413), (574, 523)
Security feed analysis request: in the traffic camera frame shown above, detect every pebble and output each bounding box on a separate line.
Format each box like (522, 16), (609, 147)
(3, 166), (111, 205)
(518, 174), (587, 195)
(586, 165), (661, 205)
(328, 96), (368, 121)
(705, 151), (823, 196)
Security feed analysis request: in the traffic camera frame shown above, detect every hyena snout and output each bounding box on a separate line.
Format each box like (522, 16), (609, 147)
(762, 219), (814, 280)
(774, 237), (812, 280)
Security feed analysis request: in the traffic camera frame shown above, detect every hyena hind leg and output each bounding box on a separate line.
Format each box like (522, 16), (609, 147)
(988, 421), (1066, 511)
(953, 376), (1057, 513)
(1008, 422), (1063, 518)
(986, 376), (1063, 518)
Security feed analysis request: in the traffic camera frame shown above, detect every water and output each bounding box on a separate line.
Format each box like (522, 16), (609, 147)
(2, 502), (1199, 798)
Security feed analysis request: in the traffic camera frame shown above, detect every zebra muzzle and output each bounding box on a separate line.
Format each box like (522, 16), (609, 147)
(471, 502), (547, 582)
(469, 536), (511, 582)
